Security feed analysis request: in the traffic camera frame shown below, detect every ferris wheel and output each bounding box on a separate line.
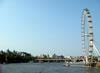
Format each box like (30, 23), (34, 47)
(81, 8), (93, 63)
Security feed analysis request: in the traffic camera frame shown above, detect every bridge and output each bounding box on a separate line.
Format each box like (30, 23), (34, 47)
(35, 59), (71, 62)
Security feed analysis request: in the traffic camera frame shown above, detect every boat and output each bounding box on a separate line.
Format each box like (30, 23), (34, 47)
(64, 61), (70, 67)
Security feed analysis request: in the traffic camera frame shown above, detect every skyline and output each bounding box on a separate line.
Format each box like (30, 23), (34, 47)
(0, 0), (100, 56)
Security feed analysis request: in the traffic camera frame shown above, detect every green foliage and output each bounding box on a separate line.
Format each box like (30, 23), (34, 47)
(0, 50), (34, 63)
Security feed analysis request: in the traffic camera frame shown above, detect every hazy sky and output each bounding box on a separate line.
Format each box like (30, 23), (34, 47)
(0, 0), (100, 56)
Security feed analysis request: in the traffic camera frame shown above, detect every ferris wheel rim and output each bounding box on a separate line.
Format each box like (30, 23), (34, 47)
(81, 8), (93, 59)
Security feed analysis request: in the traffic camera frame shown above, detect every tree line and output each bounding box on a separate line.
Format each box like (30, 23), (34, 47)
(0, 49), (37, 64)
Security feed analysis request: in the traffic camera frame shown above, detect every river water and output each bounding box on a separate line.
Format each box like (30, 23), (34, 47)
(1, 63), (100, 73)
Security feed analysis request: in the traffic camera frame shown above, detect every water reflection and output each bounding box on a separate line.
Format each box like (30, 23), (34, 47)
(0, 64), (2, 73)
(84, 67), (100, 73)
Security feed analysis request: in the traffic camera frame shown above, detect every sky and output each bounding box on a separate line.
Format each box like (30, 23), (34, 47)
(0, 0), (100, 56)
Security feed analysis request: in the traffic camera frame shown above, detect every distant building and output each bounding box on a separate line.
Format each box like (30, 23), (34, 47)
(58, 55), (64, 59)
(64, 56), (72, 59)
(98, 57), (100, 61)
(40, 54), (44, 58)
(18, 52), (31, 56)
(52, 53), (58, 59)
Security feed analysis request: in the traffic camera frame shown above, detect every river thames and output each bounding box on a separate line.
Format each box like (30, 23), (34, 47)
(1, 63), (100, 73)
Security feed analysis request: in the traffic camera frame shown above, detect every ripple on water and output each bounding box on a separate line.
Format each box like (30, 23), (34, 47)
(1, 63), (100, 73)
